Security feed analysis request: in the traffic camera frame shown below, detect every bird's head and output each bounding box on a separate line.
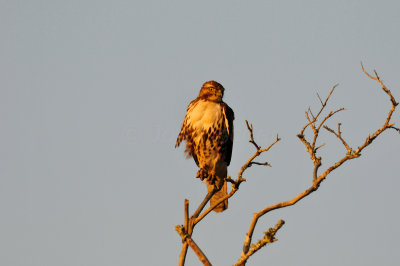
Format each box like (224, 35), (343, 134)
(198, 80), (225, 102)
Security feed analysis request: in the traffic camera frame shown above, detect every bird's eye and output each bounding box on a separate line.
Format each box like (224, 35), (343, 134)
(209, 87), (214, 91)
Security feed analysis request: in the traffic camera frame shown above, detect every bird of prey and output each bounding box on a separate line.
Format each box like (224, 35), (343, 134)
(176, 81), (234, 212)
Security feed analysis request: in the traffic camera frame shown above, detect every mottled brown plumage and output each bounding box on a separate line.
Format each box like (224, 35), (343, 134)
(176, 81), (234, 212)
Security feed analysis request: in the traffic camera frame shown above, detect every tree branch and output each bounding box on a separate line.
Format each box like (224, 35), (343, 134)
(246, 120), (261, 150)
(177, 189), (219, 265)
(191, 187), (218, 220)
(239, 64), (398, 265)
(178, 200), (190, 266)
(175, 225), (211, 266)
(234, 220), (285, 266)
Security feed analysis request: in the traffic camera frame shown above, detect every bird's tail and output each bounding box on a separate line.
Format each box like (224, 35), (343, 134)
(207, 164), (228, 212)
(209, 181), (228, 212)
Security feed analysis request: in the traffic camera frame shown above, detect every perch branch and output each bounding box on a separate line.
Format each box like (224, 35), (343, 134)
(191, 187), (219, 220)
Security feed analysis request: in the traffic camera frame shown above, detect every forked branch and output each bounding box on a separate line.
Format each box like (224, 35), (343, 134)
(176, 188), (219, 266)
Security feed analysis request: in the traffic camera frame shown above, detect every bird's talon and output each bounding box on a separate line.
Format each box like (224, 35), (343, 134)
(207, 171), (217, 184)
(197, 169), (208, 181)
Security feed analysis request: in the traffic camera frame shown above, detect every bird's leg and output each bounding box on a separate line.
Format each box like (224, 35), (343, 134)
(207, 169), (217, 185)
(206, 158), (224, 186)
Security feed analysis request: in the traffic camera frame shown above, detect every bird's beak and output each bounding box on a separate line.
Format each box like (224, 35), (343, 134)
(216, 90), (223, 98)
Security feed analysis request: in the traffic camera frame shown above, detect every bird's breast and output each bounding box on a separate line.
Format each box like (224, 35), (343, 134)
(188, 100), (223, 131)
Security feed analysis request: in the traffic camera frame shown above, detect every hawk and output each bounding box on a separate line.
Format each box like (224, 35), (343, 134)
(176, 81), (234, 212)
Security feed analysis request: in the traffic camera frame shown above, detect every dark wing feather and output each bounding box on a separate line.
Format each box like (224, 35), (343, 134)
(222, 103), (234, 165)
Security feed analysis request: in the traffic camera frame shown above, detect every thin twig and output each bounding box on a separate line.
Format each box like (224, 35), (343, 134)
(389, 125), (400, 133)
(316, 108), (346, 131)
(361, 62), (398, 107)
(246, 120), (261, 150)
(249, 161), (271, 167)
(317, 92), (324, 106)
(299, 84), (339, 136)
(323, 123), (352, 153)
(184, 199), (189, 233)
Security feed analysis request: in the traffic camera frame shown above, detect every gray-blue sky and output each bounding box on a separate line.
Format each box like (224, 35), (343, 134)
(1, 1), (399, 265)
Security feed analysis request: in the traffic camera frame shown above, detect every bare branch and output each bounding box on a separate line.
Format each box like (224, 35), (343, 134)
(389, 125), (400, 133)
(241, 183), (317, 258)
(313, 84), (338, 121)
(316, 108), (346, 132)
(356, 62), (398, 153)
(184, 199), (189, 233)
(240, 66), (398, 264)
(234, 220), (285, 266)
(177, 189), (218, 266)
(317, 92), (324, 106)
(315, 143), (325, 152)
(178, 200), (190, 266)
(299, 84), (339, 141)
(361, 62), (398, 107)
(323, 123), (352, 153)
(308, 107), (316, 120)
(238, 129), (281, 186)
(175, 225), (211, 266)
(195, 188), (237, 225)
(249, 161), (271, 167)
(245, 120), (261, 150)
(178, 243), (188, 266)
(191, 187), (218, 219)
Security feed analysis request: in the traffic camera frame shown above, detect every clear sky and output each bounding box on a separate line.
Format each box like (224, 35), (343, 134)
(1, 1), (399, 265)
